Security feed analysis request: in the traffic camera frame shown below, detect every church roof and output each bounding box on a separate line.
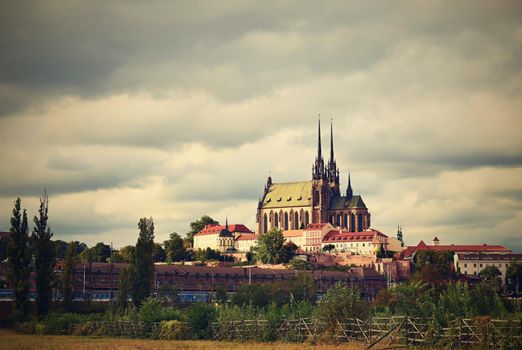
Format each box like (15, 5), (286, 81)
(261, 181), (312, 209)
(330, 195), (367, 210)
(195, 224), (252, 237)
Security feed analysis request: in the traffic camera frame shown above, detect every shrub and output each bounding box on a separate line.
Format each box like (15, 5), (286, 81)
(316, 283), (368, 331)
(186, 303), (217, 339)
(159, 320), (189, 340)
(137, 297), (183, 324)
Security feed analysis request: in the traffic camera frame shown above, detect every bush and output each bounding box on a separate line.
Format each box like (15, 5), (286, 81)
(159, 320), (189, 340)
(186, 303), (217, 339)
(316, 283), (368, 331)
(137, 297), (183, 324)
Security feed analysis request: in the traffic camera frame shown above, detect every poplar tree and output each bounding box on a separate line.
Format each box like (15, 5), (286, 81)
(62, 241), (77, 311)
(7, 198), (31, 315)
(131, 217), (155, 306)
(32, 191), (55, 316)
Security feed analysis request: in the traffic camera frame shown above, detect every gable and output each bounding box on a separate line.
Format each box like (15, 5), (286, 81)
(262, 181), (312, 209)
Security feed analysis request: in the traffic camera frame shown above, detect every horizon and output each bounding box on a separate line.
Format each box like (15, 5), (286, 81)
(0, 1), (520, 252)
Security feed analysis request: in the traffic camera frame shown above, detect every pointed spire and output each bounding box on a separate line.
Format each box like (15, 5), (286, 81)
(317, 115), (322, 160)
(225, 217), (229, 230)
(330, 118), (334, 163)
(346, 173), (353, 198)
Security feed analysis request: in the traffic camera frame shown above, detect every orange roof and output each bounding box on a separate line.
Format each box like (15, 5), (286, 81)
(195, 223), (253, 236)
(401, 241), (512, 258)
(322, 228), (388, 243)
(235, 233), (258, 241)
(305, 223), (331, 230)
(283, 229), (303, 238)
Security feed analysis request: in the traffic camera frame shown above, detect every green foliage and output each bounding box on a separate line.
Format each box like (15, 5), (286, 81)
(7, 197), (31, 315)
(322, 244), (335, 253)
(159, 320), (189, 340)
(131, 217), (155, 306)
(186, 302), (217, 339)
(506, 260), (522, 295)
(316, 283), (368, 330)
(194, 247), (233, 262)
(232, 284), (271, 308)
(479, 265), (502, 290)
(281, 241), (298, 263)
(81, 242), (111, 263)
(137, 297), (183, 324)
(116, 267), (131, 311)
(414, 250), (454, 277)
(37, 312), (105, 335)
(152, 243), (166, 262)
(62, 241), (77, 311)
(215, 285), (228, 304)
(255, 228), (285, 264)
(117, 245), (135, 263)
(164, 232), (186, 262)
(288, 258), (311, 270)
(186, 215), (218, 245)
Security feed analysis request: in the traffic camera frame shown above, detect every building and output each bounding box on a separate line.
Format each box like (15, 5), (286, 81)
(256, 120), (371, 234)
(454, 253), (522, 285)
(321, 228), (388, 255)
(400, 239), (512, 259)
(193, 222), (254, 253)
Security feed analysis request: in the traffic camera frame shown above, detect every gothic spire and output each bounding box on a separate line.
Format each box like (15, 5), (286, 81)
(346, 173), (353, 198)
(312, 115), (326, 180)
(330, 118), (334, 163)
(317, 116), (322, 160)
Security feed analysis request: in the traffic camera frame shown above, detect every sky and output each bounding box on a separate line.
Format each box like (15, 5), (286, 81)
(0, 1), (521, 251)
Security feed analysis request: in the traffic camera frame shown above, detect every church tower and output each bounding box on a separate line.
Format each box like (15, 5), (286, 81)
(311, 117), (329, 223)
(327, 119), (340, 196)
(312, 118), (326, 181)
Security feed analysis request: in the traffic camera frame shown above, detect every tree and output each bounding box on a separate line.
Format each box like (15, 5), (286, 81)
(7, 198), (31, 314)
(152, 243), (166, 262)
(322, 244), (335, 253)
(118, 245), (136, 263)
(281, 241), (298, 263)
(215, 285), (228, 304)
(32, 191), (55, 316)
(62, 241), (78, 311)
(288, 258), (311, 270)
(316, 283), (368, 331)
(506, 260), (522, 295)
(164, 232), (186, 262)
(131, 217), (155, 306)
(255, 228), (285, 264)
(116, 267), (130, 311)
(479, 265), (502, 290)
(186, 215), (218, 245)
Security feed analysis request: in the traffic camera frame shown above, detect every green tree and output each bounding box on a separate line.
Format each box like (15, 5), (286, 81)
(116, 267), (130, 311)
(32, 191), (55, 316)
(152, 242), (166, 262)
(186, 215), (218, 246)
(255, 228), (285, 264)
(479, 265), (502, 290)
(118, 245), (136, 263)
(322, 244), (335, 253)
(62, 241), (78, 311)
(316, 283), (368, 331)
(231, 284), (271, 308)
(281, 241), (298, 263)
(7, 198), (31, 314)
(164, 232), (186, 262)
(131, 217), (155, 306)
(186, 303), (217, 339)
(288, 258), (311, 270)
(215, 285), (228, 304)
(506, 260), (521, 295)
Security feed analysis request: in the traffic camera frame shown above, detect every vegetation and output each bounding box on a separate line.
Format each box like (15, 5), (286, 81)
(255, 228), (285, 264)
(61, 241), (77, 311)
(186, 215), (218, 246)
(506, 260), (522, 295)
(163, 232), (186, 262)
(7, 198), (31, 315)
(130, 217), (155, 306)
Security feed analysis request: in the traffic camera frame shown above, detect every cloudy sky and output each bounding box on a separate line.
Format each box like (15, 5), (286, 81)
(0, 1), (521, 251)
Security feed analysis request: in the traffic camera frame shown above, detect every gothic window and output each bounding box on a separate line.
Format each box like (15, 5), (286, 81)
(294, 212), (299, 229)
(284, 212), (289, 230)
(263, 213), (268, 234)
(337, 214), (341, 227)
(343, 213), (348, 229)
(274, 213), (278, 228)
(305, 211), (310, 226)
(357, 213), (363, 232)
(350, 213), (355, 232)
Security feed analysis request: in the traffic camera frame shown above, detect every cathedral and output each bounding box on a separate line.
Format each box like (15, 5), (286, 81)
(256, 120), (371, 234)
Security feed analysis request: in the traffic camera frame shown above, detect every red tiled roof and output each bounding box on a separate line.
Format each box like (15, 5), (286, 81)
(322, 228), (388, 243)
(401, 241), (512, 258)
(235, 233), (258, 241)
(283, 230), (303, 238)
(456, 253), (522, 261)
(195, 224), (253, 236)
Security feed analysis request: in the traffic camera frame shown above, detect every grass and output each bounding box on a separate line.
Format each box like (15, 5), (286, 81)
(0, 329), (364, 350)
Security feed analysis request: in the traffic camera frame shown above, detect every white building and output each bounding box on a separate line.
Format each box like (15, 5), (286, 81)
(454, 253), (522, 285)
(321, 228), (388, 255)
(193, 223), (255, 253)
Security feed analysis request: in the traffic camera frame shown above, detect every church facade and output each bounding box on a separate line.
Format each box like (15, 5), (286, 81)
(256, 120), (371, 234)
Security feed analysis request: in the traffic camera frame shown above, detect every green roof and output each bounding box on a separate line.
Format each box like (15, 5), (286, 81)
(262, 181), (312, 209)
(330, 195), (367, 210)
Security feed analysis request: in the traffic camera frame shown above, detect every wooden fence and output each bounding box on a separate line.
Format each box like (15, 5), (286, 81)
(69, 316), (521, 349)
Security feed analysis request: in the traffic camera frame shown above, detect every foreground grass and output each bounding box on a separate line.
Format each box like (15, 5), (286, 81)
(0, 329), (364, 350)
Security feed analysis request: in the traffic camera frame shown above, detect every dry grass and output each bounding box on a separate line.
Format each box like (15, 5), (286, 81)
(0, 329), (365, 350)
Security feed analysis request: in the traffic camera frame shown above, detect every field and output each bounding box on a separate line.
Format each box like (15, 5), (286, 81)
(0, 330), (364, 350)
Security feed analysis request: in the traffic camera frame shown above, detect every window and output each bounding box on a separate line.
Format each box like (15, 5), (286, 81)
(350, 213), (355, 232)
(305, 211), (310, 226)
(343, 213), (348, 229)
(284, 212), (289, 230)
(263, 213), (268, 233)
(464, 263), (467, 268)
(357, 213), (363, 232)
(274, 213), (279, 228)
(294, 212), (299, 229)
